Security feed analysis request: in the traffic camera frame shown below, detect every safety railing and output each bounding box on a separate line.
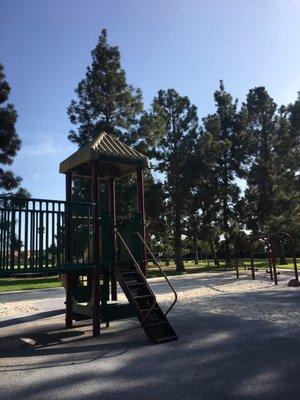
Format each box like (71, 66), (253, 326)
(134, 231), (177, 317)
(0, 196), (95, 276)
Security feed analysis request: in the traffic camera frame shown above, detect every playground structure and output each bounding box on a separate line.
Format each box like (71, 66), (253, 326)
(0, 132), (177, 344)
(248, 232), (299, 286)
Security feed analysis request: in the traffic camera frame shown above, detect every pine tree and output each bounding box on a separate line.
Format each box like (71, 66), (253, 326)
(67, 28), (146, 218)
(266, 95), (300, 239)
(185, 129), (221, 266)
(244, 87), (280, 234)
(185, 214), (201, 264)
(68, 29), (143, 146)
(0, 64), (25, 194)
(288, 94), (300, 226)
(202, 81), (247, 265)
(145, 179), (174, 261)
(148, 89), (199, 271)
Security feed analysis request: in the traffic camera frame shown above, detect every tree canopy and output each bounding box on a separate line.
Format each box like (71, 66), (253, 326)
(68, 29), (143, 147)
(0, 64), (28, 196)
(65, 29), (300, 266)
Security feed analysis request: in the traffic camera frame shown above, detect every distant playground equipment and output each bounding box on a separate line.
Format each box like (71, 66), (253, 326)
(0, 132), (177, 344)
(272, 232), (299, 286)
(249, 236), (274, 281)
(248, 232), (299, 286)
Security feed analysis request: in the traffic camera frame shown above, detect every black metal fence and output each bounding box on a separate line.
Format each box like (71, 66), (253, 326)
(0, 196), (95, 276)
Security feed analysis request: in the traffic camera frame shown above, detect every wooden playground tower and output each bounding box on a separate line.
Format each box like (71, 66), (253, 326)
(0, 132), (177, 344)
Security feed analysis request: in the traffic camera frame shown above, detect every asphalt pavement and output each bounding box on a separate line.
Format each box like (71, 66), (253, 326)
(1, 273), (300, 400)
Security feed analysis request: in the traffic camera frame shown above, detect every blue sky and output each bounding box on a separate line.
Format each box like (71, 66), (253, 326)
(0, 0), (300, 199)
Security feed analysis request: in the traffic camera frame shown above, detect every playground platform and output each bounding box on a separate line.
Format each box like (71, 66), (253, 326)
(1, 271), (300, 400)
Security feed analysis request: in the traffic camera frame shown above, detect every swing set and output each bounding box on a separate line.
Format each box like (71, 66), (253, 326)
(249, 232), (299, 286)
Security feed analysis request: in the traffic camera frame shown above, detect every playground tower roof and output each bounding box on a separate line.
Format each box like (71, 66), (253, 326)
(59, 131), (149, 179)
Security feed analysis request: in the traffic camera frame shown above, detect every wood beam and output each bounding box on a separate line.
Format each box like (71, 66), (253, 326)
(136, 168), (147, 276)
(65, 172), (73, 329)
(108, 178), (117, 300)
(92, 161), (101, 336)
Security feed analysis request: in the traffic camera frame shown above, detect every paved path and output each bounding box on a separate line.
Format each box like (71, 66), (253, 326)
(0, 287), (65, 303)
(1, 271), (300, 400)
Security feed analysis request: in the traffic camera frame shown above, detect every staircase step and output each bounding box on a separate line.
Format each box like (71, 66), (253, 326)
(147, 320), (169, 328)
(121, 271), (139, 277)
(119, 267), (135, 273)
(155, 335), (178, 344)
(120, 270), (138, 274)
(118, 261), (133, 267)
(140, 306), (159, 313)
(128, 282), (147, 288)
(115, 260), (177, 345)
(134, 294), (153, 300)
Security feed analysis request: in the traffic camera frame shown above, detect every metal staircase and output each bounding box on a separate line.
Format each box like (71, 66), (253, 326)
(115, 231), (177, 344)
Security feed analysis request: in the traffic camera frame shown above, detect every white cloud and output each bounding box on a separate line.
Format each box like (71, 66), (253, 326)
(22, 136), (59, 156)
(268, 0), (300, 18)
(20, 133), (75, 157)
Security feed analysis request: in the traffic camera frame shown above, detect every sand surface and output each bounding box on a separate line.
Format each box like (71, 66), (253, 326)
(153, 270), (300, 329)
(0, 301), (38, 317)
(1, 270), (299, 328)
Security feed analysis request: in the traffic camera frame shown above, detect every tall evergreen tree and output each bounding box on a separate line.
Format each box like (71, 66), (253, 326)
(185, 129), (219, 263)
(264, 95), (300, 238)
(185, 129), (221, 266)
(202, 81), (247, 265)
(67, 29), (146, 215)
(68, 29), (143, 146)
(285, 94), (300, 239)
(147, 89), (199, 271)
(0, 64), (25, 194)
(244, 87), (280, 234)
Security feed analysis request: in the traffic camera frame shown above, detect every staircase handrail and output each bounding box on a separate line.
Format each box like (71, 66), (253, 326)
(115, 229), (157, 325)
(134, 231), (177, 317)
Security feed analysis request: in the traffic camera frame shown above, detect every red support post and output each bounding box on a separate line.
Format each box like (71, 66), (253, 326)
(290, 238), (299, 284)
(107, 178), (117, 301)
(136, 167), (147, 276)
(269, 237), (278, 286)
(65, 172), (73, 329)
(92, 161), (101, 336)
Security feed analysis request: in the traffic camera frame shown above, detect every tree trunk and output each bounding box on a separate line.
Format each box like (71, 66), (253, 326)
(223, 162), (231, 267)
(174, 212), (184, 272)
(194, 236), (199, 265)
(279, 240), (287, 265)
(210, 238), (219, 267)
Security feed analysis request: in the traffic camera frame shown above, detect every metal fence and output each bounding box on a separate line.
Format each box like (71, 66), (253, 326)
(0, 196), (95, 276)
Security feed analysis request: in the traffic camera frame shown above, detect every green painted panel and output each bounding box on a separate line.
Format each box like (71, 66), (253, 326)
(116, 212), (143, 264)
(131, 212), (143, 262)
(100, 211), (114, 265)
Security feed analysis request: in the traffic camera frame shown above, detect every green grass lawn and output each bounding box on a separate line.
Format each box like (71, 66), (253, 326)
(0, 276), (62, 292)
(0, 258), (298, 293)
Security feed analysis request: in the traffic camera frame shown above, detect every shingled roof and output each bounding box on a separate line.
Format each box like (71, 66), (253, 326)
(59, 132), (149, 179)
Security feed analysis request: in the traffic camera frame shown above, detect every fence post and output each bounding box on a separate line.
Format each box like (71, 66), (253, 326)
(65, 172), (73, 329)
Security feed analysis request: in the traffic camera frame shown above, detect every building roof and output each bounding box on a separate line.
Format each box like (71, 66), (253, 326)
(59, 132), (149, 179)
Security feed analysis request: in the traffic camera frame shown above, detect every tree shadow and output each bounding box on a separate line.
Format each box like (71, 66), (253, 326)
(0, 309), (65, 328)
(2, 276), (300, 399)
(1, 298), (300, 399)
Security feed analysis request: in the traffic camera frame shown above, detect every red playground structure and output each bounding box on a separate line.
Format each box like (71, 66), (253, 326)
(0, 132), (178, 344)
